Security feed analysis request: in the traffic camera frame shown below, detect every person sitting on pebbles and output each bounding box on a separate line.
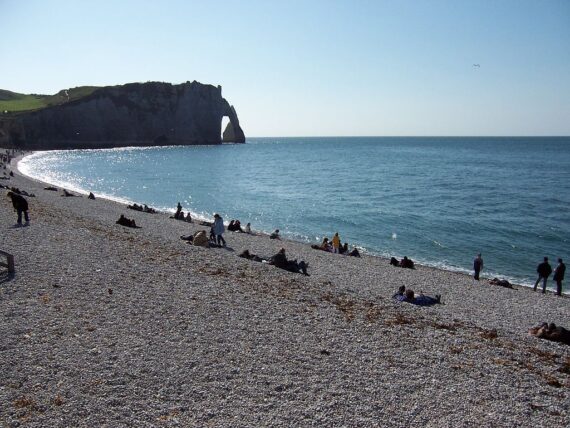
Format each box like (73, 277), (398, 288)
(270, 248), (309, 276)
(116, 214), (140, 228)
(348, 247), (361, 257)
(270, 229), (281, 239)
(399, 256), (415, 269)
(393, 286), (441, 306)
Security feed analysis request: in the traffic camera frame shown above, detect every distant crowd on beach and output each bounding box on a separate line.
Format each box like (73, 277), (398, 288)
(0, 149), (19, 181)
(4, 183), (567, 298)
(310, 232), (361, 257)
(4, 181), (569, 348)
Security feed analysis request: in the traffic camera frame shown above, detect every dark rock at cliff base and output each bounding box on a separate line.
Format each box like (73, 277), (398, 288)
(0, 81), (245, 149)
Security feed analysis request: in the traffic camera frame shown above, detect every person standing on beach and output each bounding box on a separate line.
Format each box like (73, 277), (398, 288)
(174, 202), (182, 220)
(213, 213), (226, 247)
(533, 257), (552, 293)
(7, 191), (30, 226)
(332, 232), (341, 254)
(473, 253), (484, 281)
(553, 258), (566, 296)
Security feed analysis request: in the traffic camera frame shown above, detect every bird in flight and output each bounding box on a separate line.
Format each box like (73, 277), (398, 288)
(473, 64), (480, 68)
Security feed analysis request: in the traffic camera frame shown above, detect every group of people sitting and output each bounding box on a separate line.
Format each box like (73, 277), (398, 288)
(239, 247), (309, 276)
(392, 285), (441, 306)
(228, 220), (250, 232)
(128, 203), (156, 213)
(116, 214), (140, 228)
(312, 235), (360, 257)
(390, 256), (415, 269)
(172, 202), (192, 222)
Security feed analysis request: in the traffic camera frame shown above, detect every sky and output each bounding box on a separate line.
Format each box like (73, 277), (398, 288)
(1, 0), (569, 136)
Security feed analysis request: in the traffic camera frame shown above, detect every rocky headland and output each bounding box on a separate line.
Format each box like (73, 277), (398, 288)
(0, 81), (245, 149)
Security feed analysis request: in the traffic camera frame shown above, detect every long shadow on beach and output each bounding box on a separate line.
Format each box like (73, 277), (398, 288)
(0, 271), (15, 285)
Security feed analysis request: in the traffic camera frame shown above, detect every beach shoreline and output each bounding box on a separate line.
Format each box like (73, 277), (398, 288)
(1, 148), (569, 426)
(13, 150), (560, 293)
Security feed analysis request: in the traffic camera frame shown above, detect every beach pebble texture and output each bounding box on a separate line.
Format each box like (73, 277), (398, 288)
(1, 154), (569, 427)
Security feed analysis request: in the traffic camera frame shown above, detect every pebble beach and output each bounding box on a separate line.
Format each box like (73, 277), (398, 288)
(1, 152), (569, 427)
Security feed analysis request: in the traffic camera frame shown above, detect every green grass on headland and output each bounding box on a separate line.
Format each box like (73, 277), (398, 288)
(0, 86), (100, 114)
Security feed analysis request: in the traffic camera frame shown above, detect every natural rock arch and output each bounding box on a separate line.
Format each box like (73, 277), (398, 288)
(0, 81), (246, 149)
(221, 104), (245, 143)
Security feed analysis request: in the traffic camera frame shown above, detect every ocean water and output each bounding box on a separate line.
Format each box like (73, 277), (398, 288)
(19, 137), (570, 291)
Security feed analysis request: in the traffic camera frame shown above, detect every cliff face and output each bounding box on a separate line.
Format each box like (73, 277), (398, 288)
(0, 81), (245, 149)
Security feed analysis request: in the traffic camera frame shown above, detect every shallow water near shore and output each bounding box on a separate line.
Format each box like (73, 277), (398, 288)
(19, 137), (570, 290)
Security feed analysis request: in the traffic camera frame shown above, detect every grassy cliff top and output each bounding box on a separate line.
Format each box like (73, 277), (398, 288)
(0, 86), (99, 113)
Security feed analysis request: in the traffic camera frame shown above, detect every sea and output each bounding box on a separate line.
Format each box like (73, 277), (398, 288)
(18, 137), (570, 292)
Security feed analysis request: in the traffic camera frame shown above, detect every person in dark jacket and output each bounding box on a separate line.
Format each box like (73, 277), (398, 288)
(7, 191), (30, 226)
(270, 248), (309, 275)
(553, 258), (566, 296)
(533, 257), (552, 294)
(473, 253), (484, 281)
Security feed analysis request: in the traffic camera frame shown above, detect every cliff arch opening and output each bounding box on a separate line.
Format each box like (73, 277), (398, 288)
(221, 116), (230, 141)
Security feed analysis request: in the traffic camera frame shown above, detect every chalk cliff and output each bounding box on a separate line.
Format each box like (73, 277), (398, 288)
(0, 81), (245, 149)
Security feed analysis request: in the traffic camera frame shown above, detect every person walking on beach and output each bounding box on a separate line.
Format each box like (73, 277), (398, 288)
(473, 253), (484, 282)
(213, 213), (226, 247)
(553, 258), (566, 296)
(332, 232), (341, 254)
(7, 191), (30, 227)
(533, 257), (552, 293)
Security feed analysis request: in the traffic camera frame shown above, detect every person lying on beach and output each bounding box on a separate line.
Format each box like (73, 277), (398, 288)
(62, 189), (80, 197)
(310, 237), (332, 252)
(393, 287), (441, 306)
(43, 185), (58, 191)
(238, 249), (266, 263)
(489, 278), (513, 288)
(116, 214), (140, 228)
(270, 229), (281, 239)
(529, 322), (570, 346)
(270, 248), (309, 276)
(9, 187), (35, 197)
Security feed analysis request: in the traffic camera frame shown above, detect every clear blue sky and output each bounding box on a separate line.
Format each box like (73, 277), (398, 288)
(1, 0), (569, 136)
